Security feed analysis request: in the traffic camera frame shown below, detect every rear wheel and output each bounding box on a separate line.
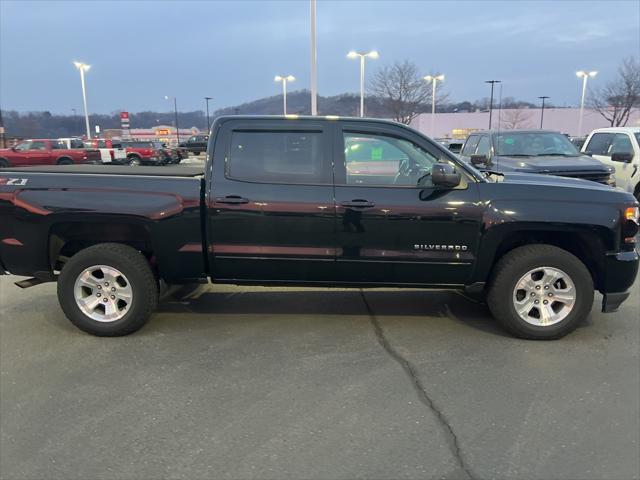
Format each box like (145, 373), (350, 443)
(57, 157), (74, 165)
(487, 244), (594, 340)
(57, 243), (158, 336)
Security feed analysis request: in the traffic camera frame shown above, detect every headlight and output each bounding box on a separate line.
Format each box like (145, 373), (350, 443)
(607, 173), (616, 186)
(623, 206), (639, 244)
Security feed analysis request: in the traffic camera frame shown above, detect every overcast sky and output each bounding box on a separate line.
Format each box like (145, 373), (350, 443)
(1, 0), (638, 114)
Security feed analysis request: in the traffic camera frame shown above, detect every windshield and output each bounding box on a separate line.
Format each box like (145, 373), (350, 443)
(495, 132), (580, 157)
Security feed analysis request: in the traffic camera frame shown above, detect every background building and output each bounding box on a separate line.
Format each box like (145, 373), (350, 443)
(410, 108), (640, 138)
(102, 126), (199, 145)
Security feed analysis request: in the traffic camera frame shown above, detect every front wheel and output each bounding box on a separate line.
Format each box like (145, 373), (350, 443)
(0, 158), (9, 168)
(57, 243), (158, 336)
(487, 244), (594, 340)
(128, 156), (141, 166)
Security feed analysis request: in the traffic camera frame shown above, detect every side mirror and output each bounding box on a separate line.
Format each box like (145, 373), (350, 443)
(432, 163), (461, 188)
(470, 154), (488, 166)
(611, 152), (633, 163)
(10, 146), (17, 152)
(583, 151), (593, 157)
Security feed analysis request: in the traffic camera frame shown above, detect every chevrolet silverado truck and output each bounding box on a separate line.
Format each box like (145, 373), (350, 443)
(0, 139), (101, 167)
(0, 116), (638, 340)
(460, 130), (616, 186)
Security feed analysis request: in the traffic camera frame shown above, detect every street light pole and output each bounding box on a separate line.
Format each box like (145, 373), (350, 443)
(204, 96), (212, 132)
(576, 70), (597, 136)
(347, 50), (379, 117)
(538, 96), (550, 128)
(74, 61), (92, 139)
(274, 75), (295, 115)
(310, 0), (317, 115)
(485, 80), (501, 129)
(165, 96), (180, 143)
(424, 74), (445, 136)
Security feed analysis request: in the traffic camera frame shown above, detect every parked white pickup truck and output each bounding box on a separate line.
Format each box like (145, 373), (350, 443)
(582, 127), (640, 200)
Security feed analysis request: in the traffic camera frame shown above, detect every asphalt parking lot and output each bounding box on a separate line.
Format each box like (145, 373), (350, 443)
(1, 274), (638, 480)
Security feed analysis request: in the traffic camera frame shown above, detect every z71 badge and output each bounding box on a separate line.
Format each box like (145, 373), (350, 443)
(0, 178), (29, 186)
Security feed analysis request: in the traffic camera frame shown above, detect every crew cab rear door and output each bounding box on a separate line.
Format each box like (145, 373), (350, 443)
(333, 121), (483, 286)
(207, 118), (335, 282)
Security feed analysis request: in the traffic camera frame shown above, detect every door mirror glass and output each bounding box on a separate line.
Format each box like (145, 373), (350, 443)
(611, 152), (633, 163)
(432, 163), (461, 188)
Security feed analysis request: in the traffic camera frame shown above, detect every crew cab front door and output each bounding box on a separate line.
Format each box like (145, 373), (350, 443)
(333, 122), (483, 286)
(584, 132), (638, 194)
(207, 119), (335, 282)
(9, 141), (49, 166)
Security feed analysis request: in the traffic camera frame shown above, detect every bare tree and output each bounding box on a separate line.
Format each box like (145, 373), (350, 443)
(589, 56), (640, 127)
(369, 60), (432, 124)
(500, 108), (533, 129)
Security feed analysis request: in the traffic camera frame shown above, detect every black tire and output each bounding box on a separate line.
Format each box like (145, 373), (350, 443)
(57, 157), (74, 165)
(487, 244), (594, 340)
(57, 243), (158, 336)
(0, 158), (9, 168)
(128, 155), (141, 166)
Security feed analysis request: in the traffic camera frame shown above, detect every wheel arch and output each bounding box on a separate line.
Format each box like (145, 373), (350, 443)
(49, 219), (154, 272)
(473, 223), (612, 292)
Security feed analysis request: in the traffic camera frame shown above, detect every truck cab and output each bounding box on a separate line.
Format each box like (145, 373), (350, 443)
(582, 127), (640, 200)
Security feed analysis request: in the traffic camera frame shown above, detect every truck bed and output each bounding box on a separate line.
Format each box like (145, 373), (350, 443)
(0, 165), (204, 177)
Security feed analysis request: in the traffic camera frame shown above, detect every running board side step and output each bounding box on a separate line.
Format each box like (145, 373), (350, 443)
(15, 272), (57, 289)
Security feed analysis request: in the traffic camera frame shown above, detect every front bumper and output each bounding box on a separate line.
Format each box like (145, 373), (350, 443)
(600, 249), (639, 313)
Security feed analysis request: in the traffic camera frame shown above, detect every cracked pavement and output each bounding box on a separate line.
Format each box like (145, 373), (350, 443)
(1, 276), (638, 480)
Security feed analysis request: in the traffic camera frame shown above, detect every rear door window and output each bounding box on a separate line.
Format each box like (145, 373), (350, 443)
(227, 130), (328, 184)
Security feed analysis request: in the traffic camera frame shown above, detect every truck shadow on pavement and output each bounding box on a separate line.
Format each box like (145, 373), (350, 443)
(156, 286), (516, 338)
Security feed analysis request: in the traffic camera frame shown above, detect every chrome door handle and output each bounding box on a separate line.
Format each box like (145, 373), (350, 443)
(339, 200), (376, 208)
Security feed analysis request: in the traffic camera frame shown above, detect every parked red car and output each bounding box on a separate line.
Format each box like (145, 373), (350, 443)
(121, 140), (171, 166)
(0, 139), (101, 167)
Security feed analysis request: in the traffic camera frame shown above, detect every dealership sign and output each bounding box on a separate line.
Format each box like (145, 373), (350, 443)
(120, 112), (131, 139)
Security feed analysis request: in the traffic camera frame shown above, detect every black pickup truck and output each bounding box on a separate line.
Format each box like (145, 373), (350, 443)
(1, 116), (638, 339)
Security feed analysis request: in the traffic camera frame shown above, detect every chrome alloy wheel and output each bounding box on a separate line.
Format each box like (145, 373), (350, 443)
(512, 266), (576, 326)
(73, 265), (133, 322)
